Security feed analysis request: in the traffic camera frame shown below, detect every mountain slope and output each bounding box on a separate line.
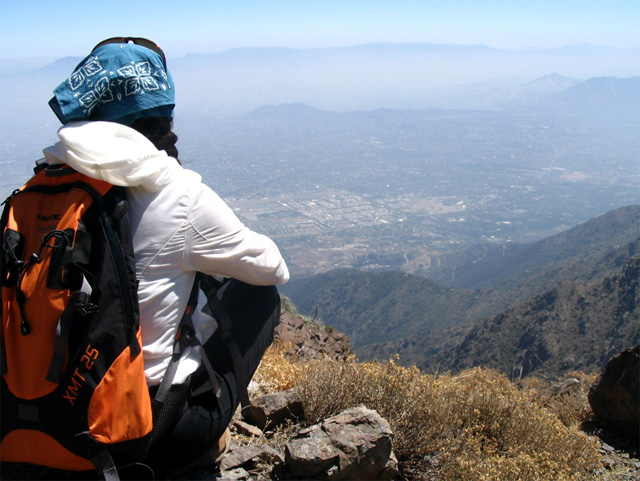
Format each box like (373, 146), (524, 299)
(280, 269), (503, 348)
(542, 76), (640, 117)
(429, 256), (640, 377)
(357, 237), (640, 367)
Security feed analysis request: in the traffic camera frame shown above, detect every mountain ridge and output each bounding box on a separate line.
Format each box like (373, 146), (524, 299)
(2, 40), (638, 123)
(426, 204), (640, 290)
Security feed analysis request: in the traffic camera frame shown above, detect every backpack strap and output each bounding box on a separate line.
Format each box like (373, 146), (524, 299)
(46, 276), (96, 383)
(0, 192), (14, 375)
(0, 340), (5, 376)
(73, 431), (122, 481)
(198, 274), (255, 419)
(152, 276), (222, 411)
(90, 449), (120, 481)
(152, 274), (258, 437)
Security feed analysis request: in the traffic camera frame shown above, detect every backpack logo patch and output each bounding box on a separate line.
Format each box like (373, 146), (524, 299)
(36, 214), (62, 222)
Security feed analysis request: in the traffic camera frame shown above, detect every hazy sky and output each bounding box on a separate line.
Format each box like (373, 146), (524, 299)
(1, 0), (638, 62)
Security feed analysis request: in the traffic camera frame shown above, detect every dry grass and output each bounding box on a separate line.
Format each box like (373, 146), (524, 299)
(520, 372), (599, 429)
(252, 342), (303, 394)
(254, 347), (602, 481)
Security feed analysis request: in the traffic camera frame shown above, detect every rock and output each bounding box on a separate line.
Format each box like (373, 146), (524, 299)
(233, 419), (264, 438)
(600, 442), (616, 453)
(286, 426), (339, 478)
(275, 312), (352, 361)
(215, 467), (251, 480)
(589, 345), (640, 440)
(247, 380), (261, 397)
(551, 377), (582, 396)
(285, 406), (398, 480)
(377, 451), (399, 481)
(248, 389), (304, 431)
(219, 443), (284, 475)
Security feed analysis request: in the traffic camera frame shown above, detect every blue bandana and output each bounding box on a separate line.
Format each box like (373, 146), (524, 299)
(49, 43), (175, 125)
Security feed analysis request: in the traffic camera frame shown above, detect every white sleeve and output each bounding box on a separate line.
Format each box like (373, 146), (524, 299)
(184, 183), (289, 285)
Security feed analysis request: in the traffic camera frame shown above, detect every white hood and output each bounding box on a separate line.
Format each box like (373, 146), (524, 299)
(43, 121), (182, 192)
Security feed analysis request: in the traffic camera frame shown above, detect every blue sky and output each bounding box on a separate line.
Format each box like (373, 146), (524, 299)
(0, 0), (638, 61)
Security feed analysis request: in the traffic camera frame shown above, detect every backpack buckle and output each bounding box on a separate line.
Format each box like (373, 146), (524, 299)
(77, 303), (99, 316)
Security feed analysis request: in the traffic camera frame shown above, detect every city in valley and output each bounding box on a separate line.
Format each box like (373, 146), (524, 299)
(177, 106), (639, 278)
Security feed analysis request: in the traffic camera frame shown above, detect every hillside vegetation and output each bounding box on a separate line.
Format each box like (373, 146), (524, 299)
(281, 269), (504, 348)
(361, 255), (639, 377)
(428, 257), (640, 377)
(255, 342), (609, 481)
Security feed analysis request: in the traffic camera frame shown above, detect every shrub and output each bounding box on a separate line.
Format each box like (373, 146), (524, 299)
(521, 372), (598, 429)
(292, 359), (601, 481)
(252, 342), (303, 394)
(280, 295), (298, 315)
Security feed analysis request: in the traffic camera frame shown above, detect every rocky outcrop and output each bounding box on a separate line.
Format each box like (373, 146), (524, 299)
(276, 311), (352, 361)
(285, 406), (398, 480)
(248, 389), (304, 431)
(589, 345), (640, 440)
(219, 396), (398, 480)
(219, 442), (285, 479)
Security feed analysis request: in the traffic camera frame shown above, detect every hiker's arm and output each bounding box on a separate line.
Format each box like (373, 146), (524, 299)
(184, 185), (289, 286)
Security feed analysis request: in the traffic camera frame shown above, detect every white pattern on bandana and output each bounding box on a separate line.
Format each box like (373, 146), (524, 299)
(66, 56), (168, 116)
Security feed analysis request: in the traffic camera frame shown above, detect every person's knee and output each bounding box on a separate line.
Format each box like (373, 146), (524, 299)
(223, 280), (281, 311)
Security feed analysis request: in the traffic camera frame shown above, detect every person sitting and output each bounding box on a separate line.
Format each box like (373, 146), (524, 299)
(46, 37), (289, 477)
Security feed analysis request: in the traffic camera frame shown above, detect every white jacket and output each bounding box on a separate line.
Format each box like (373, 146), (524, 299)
(43, 121), (289, 385)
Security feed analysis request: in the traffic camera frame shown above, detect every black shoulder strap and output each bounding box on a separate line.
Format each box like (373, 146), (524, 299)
(151, 273), (263, 445)
(154, 274), (255, 419)
(90, 450), (120, 481)
(79, 182), (140, 356)
(198, 273), (254, 418)
(153, 276), (222, 408)
(0, 192), (15, 375)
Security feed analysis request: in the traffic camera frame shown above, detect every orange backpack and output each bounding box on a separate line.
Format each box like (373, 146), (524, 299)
(0, 163), (152, 478)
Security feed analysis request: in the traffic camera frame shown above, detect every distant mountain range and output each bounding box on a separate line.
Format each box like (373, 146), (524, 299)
(170, 43), (640, 114)
(528, 76), (640, 118)
(281, 205), (640, 377)
(1, 43), (638, 121)
(243, 74), (640, 121)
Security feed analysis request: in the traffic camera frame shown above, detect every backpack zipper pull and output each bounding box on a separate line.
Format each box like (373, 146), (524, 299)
(20, 319), (31, 336)
(16, 291), (31, 335)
